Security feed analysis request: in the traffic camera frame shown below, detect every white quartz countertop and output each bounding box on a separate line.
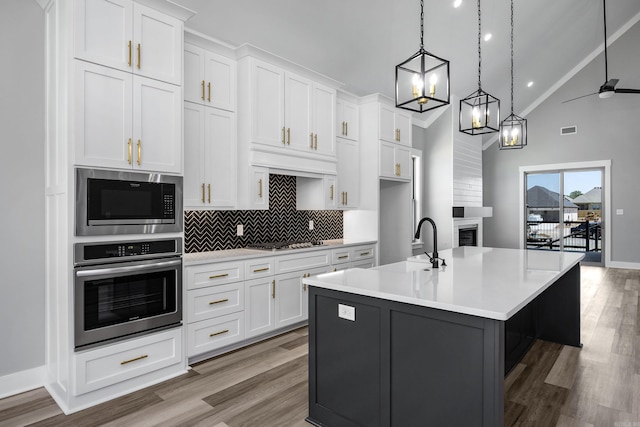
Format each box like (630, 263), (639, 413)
(183, 239), (376, 266)
(303, 246), (584, 321)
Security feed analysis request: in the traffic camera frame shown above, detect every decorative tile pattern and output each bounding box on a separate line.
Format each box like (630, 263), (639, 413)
(184, 174), (343, 253)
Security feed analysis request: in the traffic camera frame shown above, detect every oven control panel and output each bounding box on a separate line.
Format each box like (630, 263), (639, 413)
(74, 238), (182, 265)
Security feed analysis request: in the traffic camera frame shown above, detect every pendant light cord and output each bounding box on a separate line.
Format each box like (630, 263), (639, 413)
(510, 0), (514, 114)
(477, 0), (482, 90)
(420, 0), (424, 49)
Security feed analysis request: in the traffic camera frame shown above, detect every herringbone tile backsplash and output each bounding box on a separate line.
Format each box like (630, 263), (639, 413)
(184, 174), (343, 253)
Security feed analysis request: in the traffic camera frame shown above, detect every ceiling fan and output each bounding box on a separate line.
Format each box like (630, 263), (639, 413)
(563, 0), (640, 103)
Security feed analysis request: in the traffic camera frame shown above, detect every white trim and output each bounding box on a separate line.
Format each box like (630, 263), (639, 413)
(412, 104), (450, 129)
(608, 261), (640, 270)
(519, 160), (611, 267)
(484, 10), (640, 150)
(0, 366), (45, 399)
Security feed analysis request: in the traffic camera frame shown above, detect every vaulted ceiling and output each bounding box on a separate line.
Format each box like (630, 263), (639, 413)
(174, 0), (640, 120)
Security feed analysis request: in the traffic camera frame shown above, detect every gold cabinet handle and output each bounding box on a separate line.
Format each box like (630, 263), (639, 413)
(121, 354), (148, 365)
(361, 252), (370, 256)
(258, 178), (263, 198)
(127, 138), (132, 164)
(128, 41), (132, 67)
(342, 121), (346, 136)
(338, 255), (349, 259)
(137, 140), (141, 165)
(210, 329), (229, 337)
(201, 183), (205, 203)
(207, 82), (211, 102)
(137, 43), (141, 69)
(310, 133), (314, 148)
(271, 280), (275, 299)
(341, 192), (345, 205)
(345, 122), (348, 136)
(207, 183), (211, 204)
(345, 192), (348, 205)
(282, 127), (286, 145)
(303, 283), (307, 291)
(314, 133), (318, 150)
(330, 184), (334, 201)
(253, 267), (269, 273)
(333, 268), (337, 272)
(209, 273), (229, 280)
(287, 128), (290, 145)
(209, 298), (229, 305)
(201, 80), (205, 100)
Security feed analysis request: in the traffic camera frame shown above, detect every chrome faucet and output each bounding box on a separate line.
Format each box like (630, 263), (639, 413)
(415, 217), (446, 268)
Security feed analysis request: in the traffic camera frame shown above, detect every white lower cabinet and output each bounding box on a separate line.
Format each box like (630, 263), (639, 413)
(187, 311), (244, 357)
(244, 276), (276, 338)
(74, 328), (182, 396)
(330, 244), (376, 271)
(275, 271), (308, 329)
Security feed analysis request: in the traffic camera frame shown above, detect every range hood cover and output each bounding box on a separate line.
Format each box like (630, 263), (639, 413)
(452, 206), (493, 218)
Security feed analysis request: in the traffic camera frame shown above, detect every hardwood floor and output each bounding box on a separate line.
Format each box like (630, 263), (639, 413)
(1, 265), (638, 426)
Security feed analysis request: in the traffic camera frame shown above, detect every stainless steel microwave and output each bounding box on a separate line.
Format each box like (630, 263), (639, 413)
(75, 168), (183, 236)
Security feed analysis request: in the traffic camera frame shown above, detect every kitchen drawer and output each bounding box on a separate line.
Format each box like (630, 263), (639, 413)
(331, 248), (351, 265)
(187, 311), (244, 357)
(186, 260), (244, 290)
(351, 260), (375, 269)
(187, 282), (244, 323)
(350, 245), (375, 262)
(244, 257), (275, 280)
(275, 250), (331, 274)
(74, 328), (182, 396)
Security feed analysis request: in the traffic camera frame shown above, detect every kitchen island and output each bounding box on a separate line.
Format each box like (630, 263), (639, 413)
(303, 247), (583, 427)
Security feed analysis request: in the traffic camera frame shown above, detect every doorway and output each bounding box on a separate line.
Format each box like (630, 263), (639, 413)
(524, 168), (604, 266)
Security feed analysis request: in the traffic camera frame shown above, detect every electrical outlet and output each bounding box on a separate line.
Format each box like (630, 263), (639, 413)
(338, 304), (355, 321)
(309, 220), (314, 230)
(616, 209), (624, 215)
(237, 224), (243, 236)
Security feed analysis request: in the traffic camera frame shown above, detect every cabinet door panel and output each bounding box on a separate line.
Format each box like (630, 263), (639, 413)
(275, 273), (305, 328)
(378, 141), (396, 179)
(379, 104), (396, 142)
(183, 104), (206, 207)
(396, 146), (412, 180)
(74, 61), (132, 169)
(133, 3), (182, 85)
(74, 0), (132, 72)
(133, 76), (182, 173)
(312, 84), (336, 156)
(250, 167), (269, 210)
(184, 44), (205, 104)
(337, 139), (359, 208)
(205, 53), (236, 111)
(205, 108), (236, 207)
(252, 61), (285, 147)
(285, 73), (312, 152)
(341, 100), (359, 141)
(395, 111), (412, 146)
(245, 278), (275, 338)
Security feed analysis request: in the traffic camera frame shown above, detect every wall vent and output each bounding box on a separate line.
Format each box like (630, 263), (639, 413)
(560, 125), (577, 135)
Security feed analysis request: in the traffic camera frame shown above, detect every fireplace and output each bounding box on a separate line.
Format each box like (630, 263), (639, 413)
(459, 225), (478, 247)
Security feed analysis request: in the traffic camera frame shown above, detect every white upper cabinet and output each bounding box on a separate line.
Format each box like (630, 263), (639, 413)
(379, 104), (412, 146)
(379, 140), (411, 181)
(336, 139), (360, 208)
(183, 103), (236, 208)
(336, 98), (359, 141)
(74, 0), (182, 85)
(249, 58), (336, 157)
(184, 43), (236, 111)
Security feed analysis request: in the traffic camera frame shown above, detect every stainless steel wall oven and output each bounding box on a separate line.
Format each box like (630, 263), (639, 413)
(75, 168), (183, 236)
(74, 238), (182, 350)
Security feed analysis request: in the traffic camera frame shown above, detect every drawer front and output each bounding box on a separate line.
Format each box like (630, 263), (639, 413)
(244, 257), (275, 280)
(187, 283), (244, 323)
(351, 260), (375, 269)
(74, 328), (182, 395)
(276, 251), (330, 275)
(350, 245), (375, 262)
(331, 248), (351, 265)
(186, 260), (244, 290)
(187, 311), (244, 357)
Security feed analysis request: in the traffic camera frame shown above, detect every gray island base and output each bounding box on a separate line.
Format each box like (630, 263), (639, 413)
(303, 247), (583, 427)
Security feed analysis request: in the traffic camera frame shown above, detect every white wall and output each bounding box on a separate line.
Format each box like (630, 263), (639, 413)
(483, 20), (640, 265)
(0, 0), (46, 376)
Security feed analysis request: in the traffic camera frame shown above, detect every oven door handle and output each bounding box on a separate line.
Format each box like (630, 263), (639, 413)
(76, 259), (182, 277)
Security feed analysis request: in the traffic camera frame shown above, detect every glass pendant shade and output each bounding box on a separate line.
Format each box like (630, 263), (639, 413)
(459, 89), (500, 135)
(396, 49), (450, 113)
(499, 113), (527, 149)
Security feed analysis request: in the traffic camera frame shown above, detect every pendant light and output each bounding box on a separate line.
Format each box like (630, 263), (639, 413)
(499, 0), (527, 149)
(459, 0), (500, 135)
(395, 0), (450, 113)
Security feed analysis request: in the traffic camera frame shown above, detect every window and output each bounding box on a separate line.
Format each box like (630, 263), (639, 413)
(411, 149), (423, 246)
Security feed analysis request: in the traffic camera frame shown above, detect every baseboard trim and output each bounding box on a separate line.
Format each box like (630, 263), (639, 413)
(0, 366), (45, 399)
(608, 261), (640, 270)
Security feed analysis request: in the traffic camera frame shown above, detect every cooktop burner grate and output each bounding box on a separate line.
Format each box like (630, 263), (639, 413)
(246, 240), (325, 251)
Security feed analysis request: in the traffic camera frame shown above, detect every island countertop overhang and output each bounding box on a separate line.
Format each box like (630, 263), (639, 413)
(303, 246), (584, 321)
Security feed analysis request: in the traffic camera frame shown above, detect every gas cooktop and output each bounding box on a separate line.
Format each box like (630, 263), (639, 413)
(246, 240), (325, 251)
